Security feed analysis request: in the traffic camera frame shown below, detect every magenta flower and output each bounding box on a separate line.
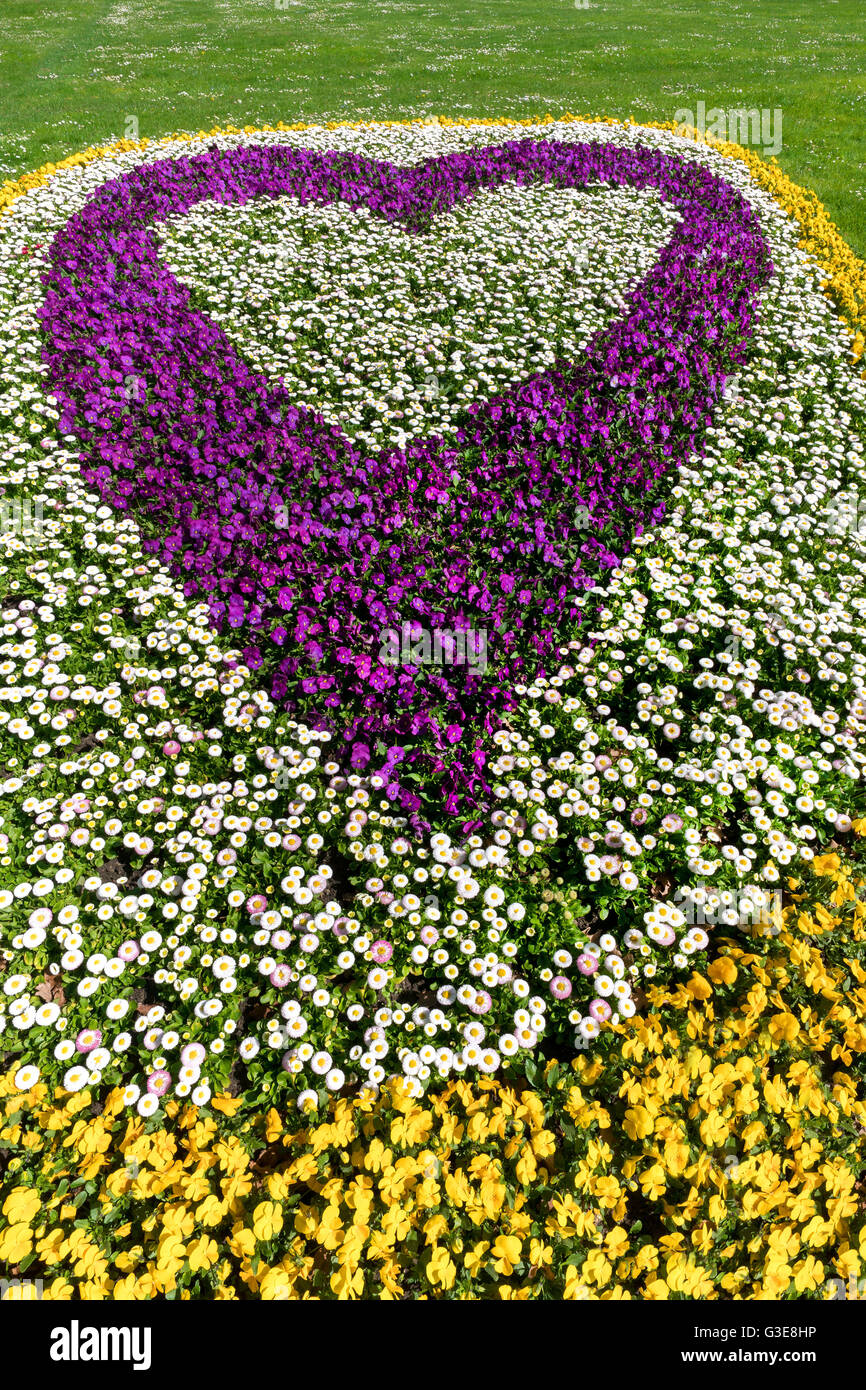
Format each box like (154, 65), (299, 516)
(270, 964), (292, 988)
(550, 976), (572, 1000)
(75, 1028), (102, 1053)
(370, 940), (393, 964)
(576, 953), (599, 976)
(146, 1070), (172, 1097)
(162, 740), (180, 757)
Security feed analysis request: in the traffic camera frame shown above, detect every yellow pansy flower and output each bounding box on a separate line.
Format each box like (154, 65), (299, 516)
(330, 1265), (364, 1299)
(708, 957), (738, 986)
(491, 1234), (522, 1276)
(252, 1201), (284, 1243)
(463, 1240), (490, 1275)
(187, 1235), (219, 1272)
(426, 1246), (457, 1290)
(2, 1186), (41, 1226)
(0, 1223), (33, 1264)
(623, 1105), (654, 1140)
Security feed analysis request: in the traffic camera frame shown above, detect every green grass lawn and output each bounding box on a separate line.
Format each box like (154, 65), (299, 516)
(1, 0), (865, 255)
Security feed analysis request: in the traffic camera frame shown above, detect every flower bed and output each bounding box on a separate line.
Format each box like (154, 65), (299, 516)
(0, 114), (865, 1300)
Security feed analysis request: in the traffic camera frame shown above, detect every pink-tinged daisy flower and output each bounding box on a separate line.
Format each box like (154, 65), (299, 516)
(576, 953), (599, 976)
(470, 991), (493, 1015)
(162, 740), (181, 757)
(370, 940), (393, 964)
(270, 964), (292, 988)
(661, 813), (684, 833)
(118, 940), (140, 962)
(550, 976), (572, 1000)
(648, 922), (677, 947)
(588, 998), (612, 1024)
(180, 1042), (206, 1067)
(246, 893), (268, 914)
(146, 1069), (172, 1097)
(75, 1028), (102, 1054)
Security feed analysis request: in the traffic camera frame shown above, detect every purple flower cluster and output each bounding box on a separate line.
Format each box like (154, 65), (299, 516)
(39, 139), (771, 810)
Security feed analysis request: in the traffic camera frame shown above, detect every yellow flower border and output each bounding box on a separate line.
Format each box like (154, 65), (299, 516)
(1, 111), (864, 363)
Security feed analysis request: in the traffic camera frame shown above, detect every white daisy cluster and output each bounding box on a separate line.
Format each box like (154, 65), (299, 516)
(0, 117), (864, 1115)
(0, 710), (650, 1109)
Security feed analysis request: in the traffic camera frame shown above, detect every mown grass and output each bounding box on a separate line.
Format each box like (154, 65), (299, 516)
(1, 0), (864, 253)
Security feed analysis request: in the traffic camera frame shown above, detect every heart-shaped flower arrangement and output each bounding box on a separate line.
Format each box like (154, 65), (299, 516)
(39, 140), (771, 814)
(4, 119), (864, 1114)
